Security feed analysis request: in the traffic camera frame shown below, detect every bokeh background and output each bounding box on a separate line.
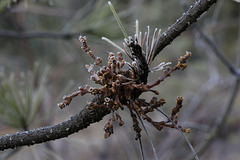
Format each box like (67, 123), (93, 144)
(0, 0), (240, 159)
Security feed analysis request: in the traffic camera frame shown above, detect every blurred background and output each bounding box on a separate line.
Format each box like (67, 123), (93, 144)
(0, 0), (240, 159)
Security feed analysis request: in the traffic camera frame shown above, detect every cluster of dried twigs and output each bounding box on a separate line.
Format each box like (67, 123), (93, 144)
(58, 35), (191, 141)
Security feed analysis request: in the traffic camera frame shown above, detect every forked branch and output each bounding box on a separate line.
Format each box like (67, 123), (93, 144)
(0, 0), (217, 151)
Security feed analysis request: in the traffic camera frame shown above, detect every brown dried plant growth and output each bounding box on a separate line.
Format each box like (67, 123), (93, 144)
(58, 34), (191, 140)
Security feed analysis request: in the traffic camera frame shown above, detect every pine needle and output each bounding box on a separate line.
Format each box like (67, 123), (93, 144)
(134, 108), (159, 160)
(156, 108), (199, 160)
(108, 1), (128, 39)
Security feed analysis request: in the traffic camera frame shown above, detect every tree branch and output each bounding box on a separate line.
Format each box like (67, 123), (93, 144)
(188, 10), (240, 159)
(152, 0), (217, 60)
(0, 30), (78, 39)
(0, 0), (217, 151)
(196, 26), (240, 78)
(0, 95), (110, 151)
(190, 79), (239, 160)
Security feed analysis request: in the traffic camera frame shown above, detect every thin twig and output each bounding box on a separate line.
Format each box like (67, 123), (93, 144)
(196, 26), (240, 77)
(0, 0), (217, 45)
(236, 10), (240, 67)
(184, 27), (220, 116)
(135, 109), (159, 160)
(0, 30), (78, 39)
(191, 79), (239, 159)
(211, 0), (224, 26)
(188, 10), (240, 158)
(179, 122), (211, 132)
(62, 0), (97, 32)
(156, 109), (199, 160)
(138, 137), (145, 160)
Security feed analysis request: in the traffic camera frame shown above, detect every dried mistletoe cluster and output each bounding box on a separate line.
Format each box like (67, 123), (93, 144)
(58, 27), (191, 140)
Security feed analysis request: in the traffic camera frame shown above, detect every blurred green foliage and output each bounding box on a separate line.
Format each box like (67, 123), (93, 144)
(0, 62), (49, 130)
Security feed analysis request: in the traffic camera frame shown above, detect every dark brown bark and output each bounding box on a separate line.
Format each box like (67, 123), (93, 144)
(0, 95), (109, 150)
(152, 0), (217, 60)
